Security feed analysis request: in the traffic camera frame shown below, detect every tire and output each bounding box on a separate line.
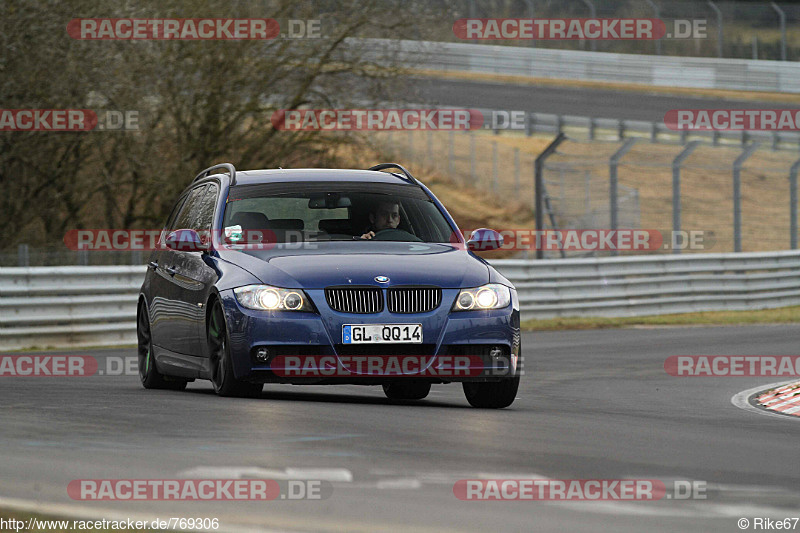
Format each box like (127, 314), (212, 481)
(137, 303), (187, 391)
(208, 300), (263, 398)
(462, 375), (520, 409)
(382, 381), (431, 400)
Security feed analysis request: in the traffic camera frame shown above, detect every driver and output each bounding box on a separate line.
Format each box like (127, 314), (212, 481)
(360, 200), (400, 239)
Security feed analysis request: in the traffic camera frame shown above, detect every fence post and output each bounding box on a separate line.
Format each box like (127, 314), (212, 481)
(492, 141), (498, 194)
(707, 0), (723, 58)
(580, 0), (597, 52)
(771, 2), (787, 61)
(644, 0), (662, 55)
(791, 158), (800, 249)
(514, 148), (520, 196)
(426, 129), (433, 166)
(733, 143), (760, 252)
(588, 117), (595, 140)
(609, 138), (638, 255)
(523, 0), (535, 47)
(470, 134), (476, 184)
(618, 120), (625, 141)
(535, 133), (567, 259)
(672, 141), (701, 254)
(448, 131), (454, 174)
(407, 131), (414, 162)
(17, 244), (29, 267)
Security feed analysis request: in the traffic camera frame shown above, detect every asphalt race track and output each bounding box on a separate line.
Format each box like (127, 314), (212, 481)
(408, 77), (798, 122)
(2, 325), (800, 531)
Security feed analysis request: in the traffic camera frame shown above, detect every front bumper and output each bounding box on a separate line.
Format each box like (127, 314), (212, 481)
(219, 288), (521, 384)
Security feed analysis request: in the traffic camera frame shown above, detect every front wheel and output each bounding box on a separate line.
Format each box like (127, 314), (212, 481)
(462, 376), (520, 408)
(208, 300), (263, 398)
(382, 381), (431, 400)
(137, 303), (187, 391)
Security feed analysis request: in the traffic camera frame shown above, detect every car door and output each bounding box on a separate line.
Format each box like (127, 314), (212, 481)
(148, 192), (189, 351)
(154, 184), (208, 354)
(170, 182), (221, 357)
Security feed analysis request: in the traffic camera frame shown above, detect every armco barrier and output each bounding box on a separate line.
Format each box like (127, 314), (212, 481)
(492, 250), (800, 319)
(355, 38), (800, 94)
(0, 266), (145, 350)
(3, 251), (800, 349)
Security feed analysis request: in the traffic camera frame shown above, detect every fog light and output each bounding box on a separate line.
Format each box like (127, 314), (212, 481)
(255, 347), (270, 362)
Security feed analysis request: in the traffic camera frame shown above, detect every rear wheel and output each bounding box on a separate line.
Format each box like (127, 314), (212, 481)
(382, 381), (431, 400)
(462, 376), (520, 408)
(137, 303), (187, 391)
(208, 300), (263, 398)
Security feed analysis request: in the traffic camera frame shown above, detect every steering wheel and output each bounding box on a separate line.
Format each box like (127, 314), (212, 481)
(370, 228), (423, 242)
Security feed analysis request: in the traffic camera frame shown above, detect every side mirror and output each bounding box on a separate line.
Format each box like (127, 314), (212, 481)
(165, 229), (209, 252)
(467, 228), (504, 252)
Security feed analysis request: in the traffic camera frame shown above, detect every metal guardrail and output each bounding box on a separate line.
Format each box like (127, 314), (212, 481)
(493, 250), (800, 319)
(0, 266), (144, 350)
(3, 252), (800, 349)
(364, 38), (800, 94)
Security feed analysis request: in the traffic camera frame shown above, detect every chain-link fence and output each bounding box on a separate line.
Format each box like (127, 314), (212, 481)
(371, 128), (800, 258)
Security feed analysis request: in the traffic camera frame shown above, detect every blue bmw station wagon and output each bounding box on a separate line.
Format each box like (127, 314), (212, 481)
(138, 163), (521, 408)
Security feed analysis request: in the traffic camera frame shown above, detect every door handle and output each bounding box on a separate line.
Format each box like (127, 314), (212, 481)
(165, 266), (177, 276)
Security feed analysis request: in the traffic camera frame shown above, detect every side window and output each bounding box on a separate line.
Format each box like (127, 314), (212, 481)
(160, 194), (189, 242)
(195, 184), (219, 232)
(171, 185), (208, 232)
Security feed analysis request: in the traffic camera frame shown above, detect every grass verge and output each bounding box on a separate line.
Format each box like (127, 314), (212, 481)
(522, 306), (800, 331)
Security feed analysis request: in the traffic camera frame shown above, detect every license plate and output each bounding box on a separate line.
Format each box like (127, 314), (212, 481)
(343, 324), (423, 344)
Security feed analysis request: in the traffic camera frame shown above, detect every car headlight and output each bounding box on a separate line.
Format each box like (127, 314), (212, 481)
(452, 284), (511, 311)
(234, 285), (314, 312)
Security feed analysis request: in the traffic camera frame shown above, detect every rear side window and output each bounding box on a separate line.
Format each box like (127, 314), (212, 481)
(171, 185), (212, 232)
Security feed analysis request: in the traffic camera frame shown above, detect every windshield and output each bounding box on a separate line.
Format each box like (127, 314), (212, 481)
(223, 181), (457, 244)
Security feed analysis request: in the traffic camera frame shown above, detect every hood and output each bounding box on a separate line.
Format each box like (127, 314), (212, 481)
(217, 241), (489, 289)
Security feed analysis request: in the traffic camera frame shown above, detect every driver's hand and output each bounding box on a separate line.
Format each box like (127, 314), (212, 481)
(360, 231), (375, 240)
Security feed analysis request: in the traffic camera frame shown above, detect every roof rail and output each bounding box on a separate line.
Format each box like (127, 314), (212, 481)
(367, 163), (420, 186)
(194, 163), (237, 186)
